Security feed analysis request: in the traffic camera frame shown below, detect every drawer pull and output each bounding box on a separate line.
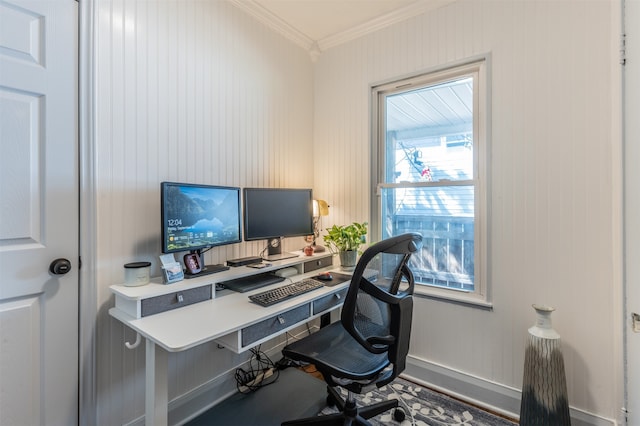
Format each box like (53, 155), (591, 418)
(335, 293), (341, 299)
(277, 316), (286, 325)
(177, 293), (184, 303)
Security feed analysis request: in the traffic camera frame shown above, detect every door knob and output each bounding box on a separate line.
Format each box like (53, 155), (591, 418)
(49, 258), (72, 275)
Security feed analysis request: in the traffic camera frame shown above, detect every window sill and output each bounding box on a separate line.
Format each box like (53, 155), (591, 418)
(413, 285), (493, 310)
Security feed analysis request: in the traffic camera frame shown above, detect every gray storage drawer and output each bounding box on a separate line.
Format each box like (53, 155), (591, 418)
(241, 304), (310, 347)
(313, 289), (347, 315)
(303, 256), (333, 273)
(141, 285), (212, 317)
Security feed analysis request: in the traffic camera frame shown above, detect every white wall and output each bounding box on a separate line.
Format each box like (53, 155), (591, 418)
(313, 0), (622, 423)
(93, 1), (313, 423)
(92, 0), (623, 424)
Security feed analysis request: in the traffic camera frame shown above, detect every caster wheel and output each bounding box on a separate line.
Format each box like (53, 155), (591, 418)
(393, 408), (406, 422)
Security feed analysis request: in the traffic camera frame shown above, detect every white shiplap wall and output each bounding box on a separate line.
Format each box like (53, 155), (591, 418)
(93, 1), (313, 423)
(313, 0), (621, 422)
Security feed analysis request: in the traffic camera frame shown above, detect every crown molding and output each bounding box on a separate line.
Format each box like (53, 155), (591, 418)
(317, 0), (455, 52)
(228, 0), (314, 51)
(228, 0), (455, 60)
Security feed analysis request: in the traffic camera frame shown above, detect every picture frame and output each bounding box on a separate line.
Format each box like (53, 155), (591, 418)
(183, 253), (202, 275)
(162, 261), (184, 284)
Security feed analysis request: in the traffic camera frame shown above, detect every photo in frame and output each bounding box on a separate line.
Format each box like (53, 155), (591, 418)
(183, 253), (202, 275)
(162, 261), (184, 284)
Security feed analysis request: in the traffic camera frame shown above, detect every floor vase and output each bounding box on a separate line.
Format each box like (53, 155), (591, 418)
(519, 305), (571, 425)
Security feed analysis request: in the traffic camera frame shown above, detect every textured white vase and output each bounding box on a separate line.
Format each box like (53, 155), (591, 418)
(519, 305), (571, 425)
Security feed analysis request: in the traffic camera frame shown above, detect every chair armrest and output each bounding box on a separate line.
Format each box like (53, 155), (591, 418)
(366, 335), (395, 348)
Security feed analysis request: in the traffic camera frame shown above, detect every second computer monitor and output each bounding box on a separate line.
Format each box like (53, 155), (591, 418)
(243, 187), (313, 259)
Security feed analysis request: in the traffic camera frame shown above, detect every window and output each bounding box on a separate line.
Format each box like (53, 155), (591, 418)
(371, 58), (489, 305)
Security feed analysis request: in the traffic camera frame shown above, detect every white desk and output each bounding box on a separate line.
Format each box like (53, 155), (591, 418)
(109, 252), (349, 426)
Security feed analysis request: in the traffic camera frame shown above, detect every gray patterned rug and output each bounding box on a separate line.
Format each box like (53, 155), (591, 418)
(321, 377), (516, 426)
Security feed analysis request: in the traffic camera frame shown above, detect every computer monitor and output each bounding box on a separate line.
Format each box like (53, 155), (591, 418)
(243, 187), (313, 260)
(161, 181), (242, 267)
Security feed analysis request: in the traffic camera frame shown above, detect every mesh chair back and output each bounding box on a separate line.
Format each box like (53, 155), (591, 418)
(341, 233), (422, 385)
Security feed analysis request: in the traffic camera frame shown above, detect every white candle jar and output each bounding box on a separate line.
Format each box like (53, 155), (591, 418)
(124, 261), (151, 286)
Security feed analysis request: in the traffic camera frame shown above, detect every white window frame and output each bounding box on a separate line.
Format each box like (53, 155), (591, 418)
(370, 56), (491, 307)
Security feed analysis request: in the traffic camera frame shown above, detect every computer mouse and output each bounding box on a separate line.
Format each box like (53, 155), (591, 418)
(317, 272), (333, 281)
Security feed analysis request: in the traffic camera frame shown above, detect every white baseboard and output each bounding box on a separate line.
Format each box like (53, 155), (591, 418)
(404, 355), (617, 426)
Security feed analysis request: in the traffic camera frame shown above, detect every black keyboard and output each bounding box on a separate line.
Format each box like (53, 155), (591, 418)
(249, 279), (324, 307)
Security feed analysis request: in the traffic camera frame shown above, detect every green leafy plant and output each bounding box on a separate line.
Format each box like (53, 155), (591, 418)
(323, 222), (368, 253)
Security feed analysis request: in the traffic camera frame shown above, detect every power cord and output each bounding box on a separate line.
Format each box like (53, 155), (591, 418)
(234, 346), (279, 393)
(274, 355), (303, 370)
(283, 322), (313, 347)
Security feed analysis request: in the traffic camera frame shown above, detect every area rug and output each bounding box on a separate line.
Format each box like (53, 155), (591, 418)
(320, 377), (516, 426)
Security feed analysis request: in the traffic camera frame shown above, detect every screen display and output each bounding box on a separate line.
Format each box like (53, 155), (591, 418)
(161, 182), (242, 254)
(243, 188), (313, 241)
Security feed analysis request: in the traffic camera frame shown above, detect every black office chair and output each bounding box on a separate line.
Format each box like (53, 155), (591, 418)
(281, 233), (423, 426)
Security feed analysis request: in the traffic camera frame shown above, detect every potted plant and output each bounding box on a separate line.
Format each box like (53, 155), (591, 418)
(323, 222), (368, 268)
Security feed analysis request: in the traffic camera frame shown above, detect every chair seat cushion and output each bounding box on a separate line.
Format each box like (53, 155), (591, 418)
(283, 321), (390, 382)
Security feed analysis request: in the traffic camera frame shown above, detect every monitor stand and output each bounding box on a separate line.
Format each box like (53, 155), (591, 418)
(264, 237), (299, 262)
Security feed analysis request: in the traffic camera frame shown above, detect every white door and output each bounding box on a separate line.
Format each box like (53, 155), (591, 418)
(0, 1), (78, 424)
(627, 1), (640, 424)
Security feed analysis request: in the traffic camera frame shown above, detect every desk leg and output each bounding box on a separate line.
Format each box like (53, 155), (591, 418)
(145, 339), (168, 426)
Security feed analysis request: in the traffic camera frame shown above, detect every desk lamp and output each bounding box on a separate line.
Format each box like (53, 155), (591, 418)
(311, 199), (329, 252)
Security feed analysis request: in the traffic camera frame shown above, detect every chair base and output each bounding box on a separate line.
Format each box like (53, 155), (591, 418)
(282, 386), (400, 426)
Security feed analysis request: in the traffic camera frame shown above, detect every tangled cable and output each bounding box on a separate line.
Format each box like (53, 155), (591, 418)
(234, 346), (280, 393)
